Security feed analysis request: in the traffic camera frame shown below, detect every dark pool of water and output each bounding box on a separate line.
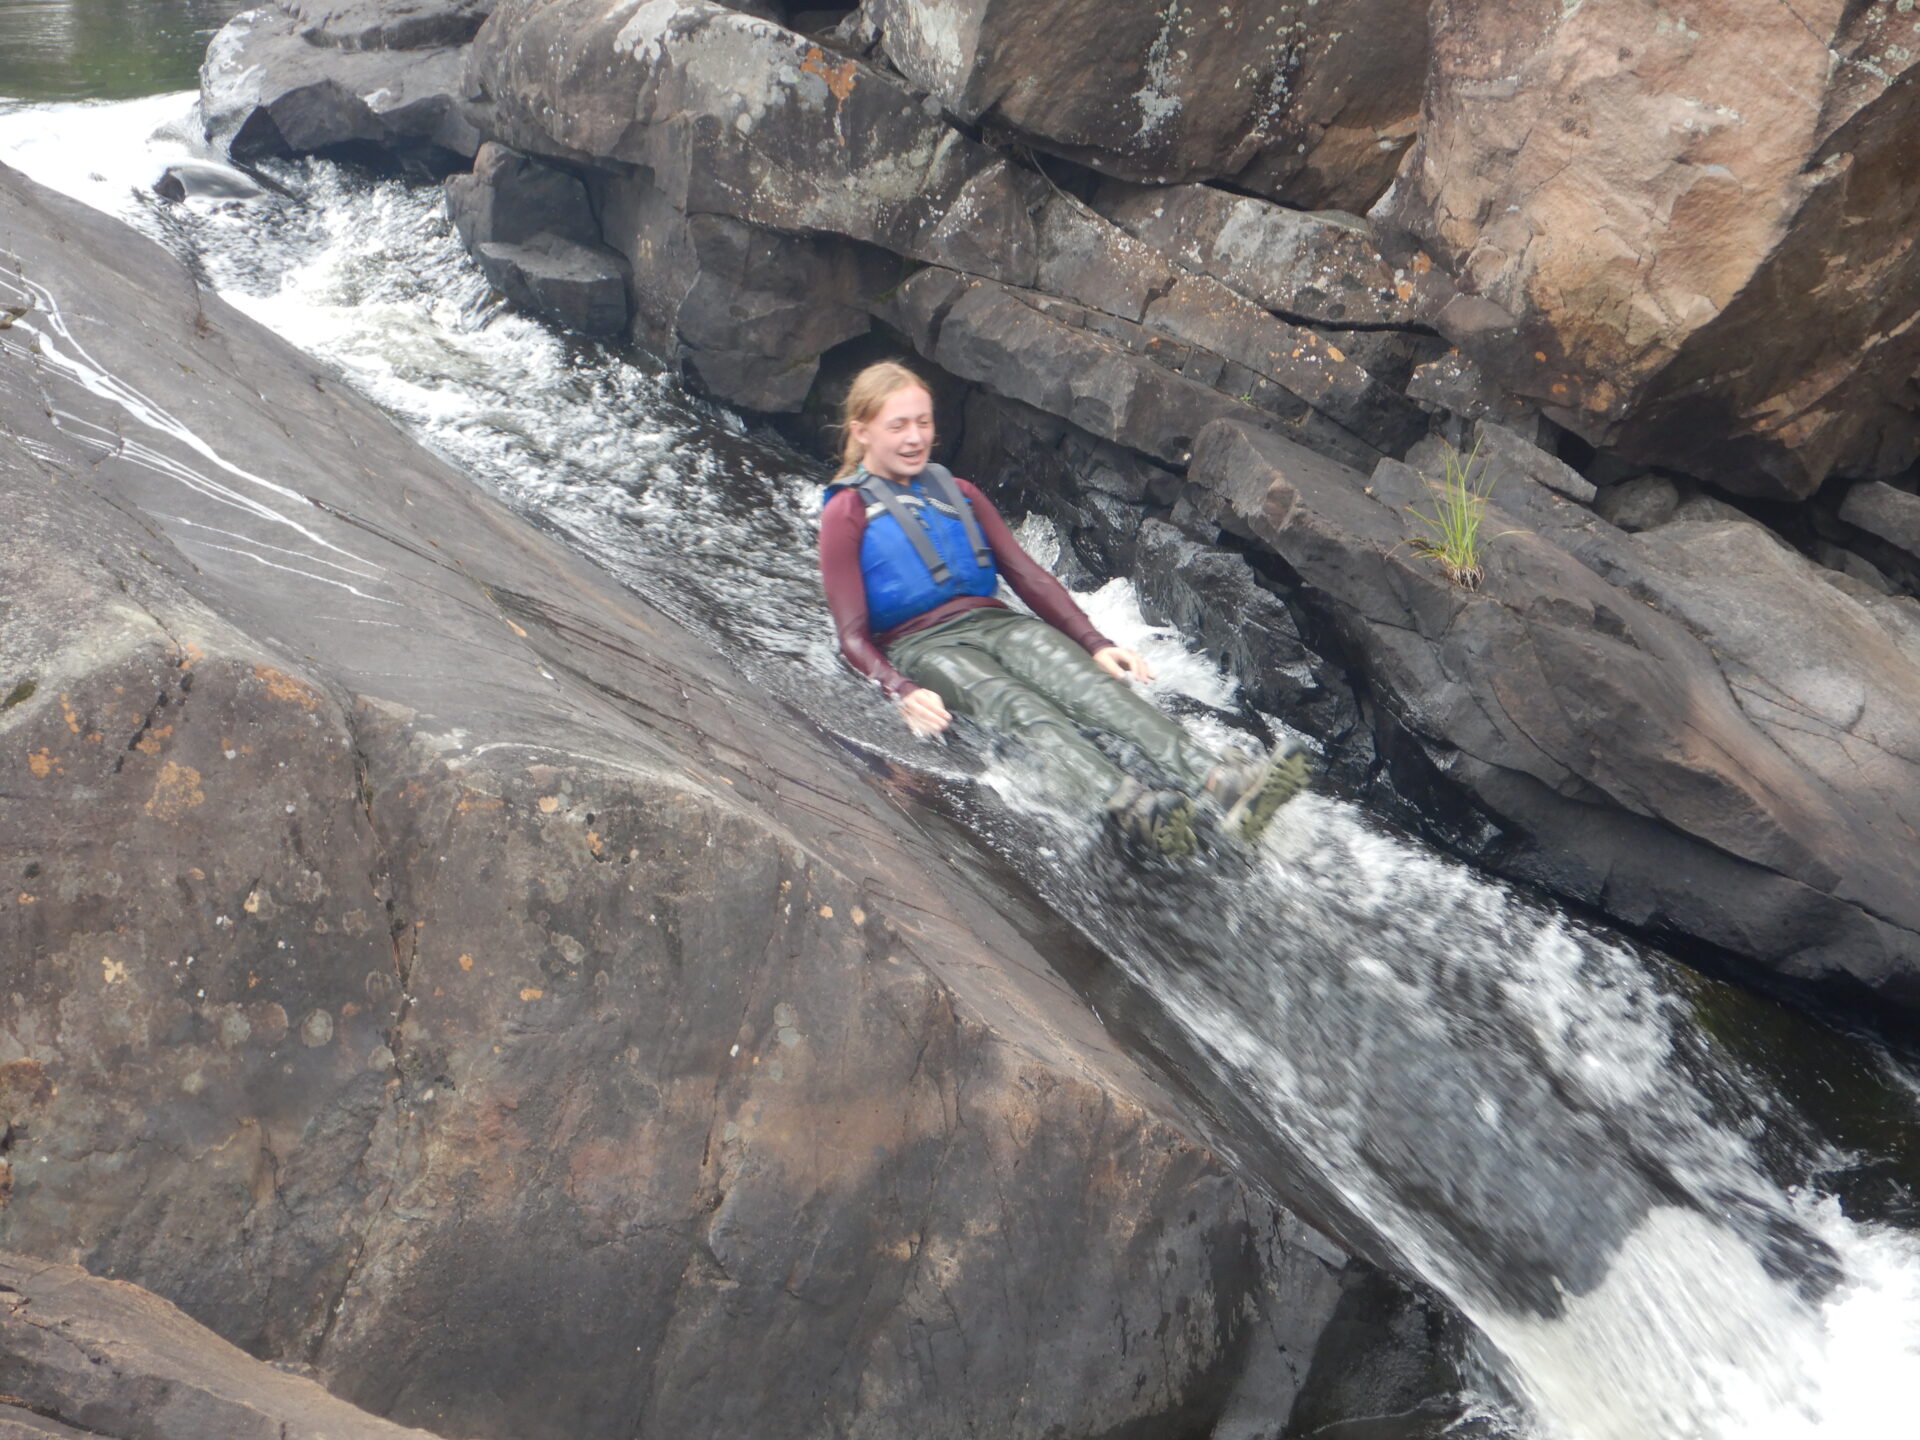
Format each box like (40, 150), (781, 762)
(0, 0), (248, 103)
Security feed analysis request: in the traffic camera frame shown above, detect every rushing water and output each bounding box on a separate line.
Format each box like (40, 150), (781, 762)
(5, 87), (1920, 1439)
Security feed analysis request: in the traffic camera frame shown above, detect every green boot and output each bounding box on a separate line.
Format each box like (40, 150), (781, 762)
(1106, 777), (1199, 859)
(1204, 742), (1311, 844)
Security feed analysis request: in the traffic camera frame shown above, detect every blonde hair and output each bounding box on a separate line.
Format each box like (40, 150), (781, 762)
(832, 361), (931, 480)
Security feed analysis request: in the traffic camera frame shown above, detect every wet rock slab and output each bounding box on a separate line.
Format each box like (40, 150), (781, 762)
(0, 161), (1429, 1438)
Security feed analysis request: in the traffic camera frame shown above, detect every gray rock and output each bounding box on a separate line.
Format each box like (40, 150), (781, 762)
(444, 141), (599, 249)
(0, 1255), (437, 1440)
(200, 4), (476, 165)
(1142, 275), (1429, 457)
(1472, 419), (1596, 504)
(444, 143), (630, 336)
(1669, 493), (1755, 527)
(1134, 520), (1363, 749)
(289, 0), (491, 51)
(1187, 416), (1920, 1005)
(1030, 192), (1178, 324)
(469, 0), (1037, 284)
(599, 174), (895, 410)
(1815, 542), (1895, 596)
(1092, 181), (1426, 327)
(1406, 350), (1540, 433)
(869, 0), (1427, 209)
(1839, 480), (1920, 560)
(883, 266), (1295, 467)
(1594, 474), (1680, 531)
(474, 235), (630, 335)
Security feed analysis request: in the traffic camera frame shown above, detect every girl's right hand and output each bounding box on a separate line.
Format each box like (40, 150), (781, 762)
(897, 687), (952, 737)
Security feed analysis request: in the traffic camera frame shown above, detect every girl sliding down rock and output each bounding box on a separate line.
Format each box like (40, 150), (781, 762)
(817, 361), (1307, 857)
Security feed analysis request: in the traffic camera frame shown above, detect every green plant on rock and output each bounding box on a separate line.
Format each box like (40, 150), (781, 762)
(1407, 438), (1508, 589)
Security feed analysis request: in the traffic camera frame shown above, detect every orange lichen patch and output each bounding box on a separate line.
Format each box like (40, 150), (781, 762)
(1535, 351), (1548, 362)
(134, 724), (173, 755)
(459, 953), (475, 971)
(586, 831), (604, 856)
(850, 906), (866, 925)
(818, 905), (834, 919)
(59, 696), (79, 733)
(1396, 280), (1415, 301)
(100, 957), (126, 985)
(519, 986), (544, 1002)
(145, 761), (205, 821)
(247, 972), (260, 989)
(1411, 251), (1433, 274)
(802, 46), (859, 103)
(252, 664), (319, 711)
(342, 1001), (361, 1017)
(26, 749), (59, 778)
(180, 642), (204, 669)
(1326, 345), (1346, 363)
(16, 894), (34, 905)
(537, 795), (560, 814)
(455, 791), (504, 815)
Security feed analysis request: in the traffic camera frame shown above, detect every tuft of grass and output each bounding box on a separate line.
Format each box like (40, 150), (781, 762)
(1406, 438), (1506, 589)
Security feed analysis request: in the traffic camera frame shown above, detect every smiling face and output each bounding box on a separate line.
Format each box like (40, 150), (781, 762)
(850, 384), (935, 483)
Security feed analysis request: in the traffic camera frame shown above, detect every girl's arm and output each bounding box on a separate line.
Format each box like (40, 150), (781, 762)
(818, 487), (920, 698)
(958, 478), (1114, 654)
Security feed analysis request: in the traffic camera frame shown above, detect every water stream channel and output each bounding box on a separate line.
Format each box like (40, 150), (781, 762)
(5, 34), (1920, 1438)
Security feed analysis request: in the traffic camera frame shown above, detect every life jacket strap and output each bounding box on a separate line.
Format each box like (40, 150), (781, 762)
(857, 473), (952, 584)
(919, 463), (993, 569)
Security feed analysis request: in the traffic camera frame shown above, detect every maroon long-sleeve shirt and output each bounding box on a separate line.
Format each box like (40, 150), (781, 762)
(818, 475), (1113, 698)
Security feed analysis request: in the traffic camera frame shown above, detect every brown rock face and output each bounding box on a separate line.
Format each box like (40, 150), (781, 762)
(1378, 0), (1920, 499)
(870, 0), (1428, 210)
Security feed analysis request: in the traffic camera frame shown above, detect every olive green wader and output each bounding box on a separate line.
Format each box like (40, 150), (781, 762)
(887, 609), (1219, 813)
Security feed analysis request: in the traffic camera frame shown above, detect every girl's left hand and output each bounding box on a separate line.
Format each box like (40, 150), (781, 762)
(1092, 645), (1156, 684)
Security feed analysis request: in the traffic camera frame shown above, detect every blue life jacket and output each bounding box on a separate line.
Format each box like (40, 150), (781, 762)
(823, 464), (998, 632)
